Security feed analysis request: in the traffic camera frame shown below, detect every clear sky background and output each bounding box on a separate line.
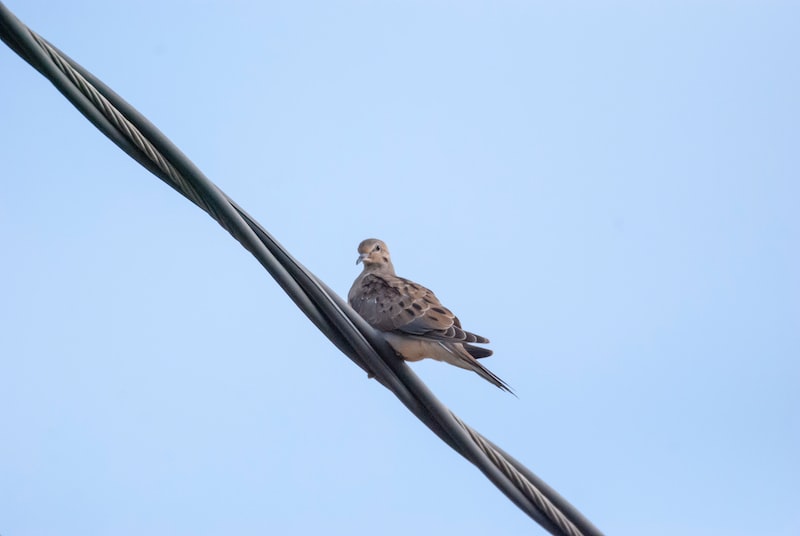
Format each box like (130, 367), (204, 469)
(1, 1), (797, 535)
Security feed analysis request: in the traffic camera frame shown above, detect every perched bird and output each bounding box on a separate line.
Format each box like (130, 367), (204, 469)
(348, 238), (511, 393)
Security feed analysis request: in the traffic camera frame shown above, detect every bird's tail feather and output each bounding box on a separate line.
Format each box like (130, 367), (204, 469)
(469, 358), (515, 395)
(463, 343), (493, 359)
(439, 342), (514, 395)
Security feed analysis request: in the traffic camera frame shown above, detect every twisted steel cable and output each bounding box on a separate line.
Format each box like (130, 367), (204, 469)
(0, 4), (604, 535)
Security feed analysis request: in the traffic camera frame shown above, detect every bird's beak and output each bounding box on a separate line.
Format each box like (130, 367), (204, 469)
(356, 253), (368, 265)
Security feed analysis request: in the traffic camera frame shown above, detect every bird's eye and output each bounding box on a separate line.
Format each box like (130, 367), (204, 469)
(375, 245), (381, 251)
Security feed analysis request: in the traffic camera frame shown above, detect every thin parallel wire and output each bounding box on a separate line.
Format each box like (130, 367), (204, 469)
(0, 5), (604, 536)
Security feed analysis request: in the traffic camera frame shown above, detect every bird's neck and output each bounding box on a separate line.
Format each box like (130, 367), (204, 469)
(363, 262), (396, 276)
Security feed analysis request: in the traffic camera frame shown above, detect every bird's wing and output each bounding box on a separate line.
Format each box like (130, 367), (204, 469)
(350, 273), (490, 346)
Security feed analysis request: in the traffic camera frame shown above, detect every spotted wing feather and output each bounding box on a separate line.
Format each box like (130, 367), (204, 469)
(350, 273), (491, 347)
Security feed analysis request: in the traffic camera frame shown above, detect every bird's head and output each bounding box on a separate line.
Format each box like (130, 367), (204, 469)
(356, 238), (394, 271)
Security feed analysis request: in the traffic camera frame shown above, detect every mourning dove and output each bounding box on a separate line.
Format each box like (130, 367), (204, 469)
(348, 238), (512, 393)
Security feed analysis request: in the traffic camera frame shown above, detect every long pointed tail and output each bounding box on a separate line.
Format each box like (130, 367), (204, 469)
(469, 357), (515, 395)
(440, 342), (514, 395)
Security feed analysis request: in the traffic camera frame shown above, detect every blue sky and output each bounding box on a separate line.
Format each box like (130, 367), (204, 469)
(1, 1), (797, 535)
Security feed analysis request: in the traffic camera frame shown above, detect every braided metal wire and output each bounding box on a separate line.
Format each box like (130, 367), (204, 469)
(27, 29), (225, 228)
(33, 35), (178, 187)
(451, 413), (584, 536)
(0, 4), (604, 535)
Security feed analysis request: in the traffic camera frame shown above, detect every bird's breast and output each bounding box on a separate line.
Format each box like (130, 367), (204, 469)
(384, 333), (444, 362)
